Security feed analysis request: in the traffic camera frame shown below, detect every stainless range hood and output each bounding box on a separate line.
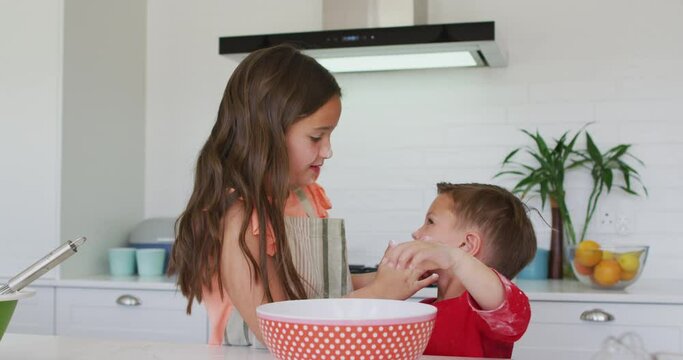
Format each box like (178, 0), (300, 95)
(218, 1), (506, 73)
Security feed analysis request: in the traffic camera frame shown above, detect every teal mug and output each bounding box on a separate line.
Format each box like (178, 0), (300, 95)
(518, 248), (550, 279)
(136, 249), (167, 277)
(108, 248), (137, 276)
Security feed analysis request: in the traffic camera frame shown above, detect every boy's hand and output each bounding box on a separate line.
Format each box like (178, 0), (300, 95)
(385, 241), (507, 309)
(346, 242), (437, 300)
(386, 241), (463, 272)
(362, 241), (438, 300)
(370, 257), (438, 300)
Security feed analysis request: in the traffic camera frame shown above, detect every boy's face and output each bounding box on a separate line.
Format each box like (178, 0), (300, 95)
(412, 194), (466, 247)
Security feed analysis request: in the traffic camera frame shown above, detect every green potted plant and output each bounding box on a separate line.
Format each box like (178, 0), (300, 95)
(496, 127), (646, 279)
(570, 133), (648, 243)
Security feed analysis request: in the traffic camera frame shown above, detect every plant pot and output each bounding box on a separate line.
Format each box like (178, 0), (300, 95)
(548, 202), (564, 279)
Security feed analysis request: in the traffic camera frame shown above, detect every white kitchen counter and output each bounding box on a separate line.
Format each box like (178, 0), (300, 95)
(414, 278), (683, 304)
(0, 334), (486, 360)
(5, 274), (683, 304)
(8, 276), (683, 304)
(54, 275), (179, 290)
(516, 278), (683, 303)
(0, 275), (178, 291)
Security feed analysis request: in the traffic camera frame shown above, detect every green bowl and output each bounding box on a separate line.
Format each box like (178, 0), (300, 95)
(0, 290), (34, 341)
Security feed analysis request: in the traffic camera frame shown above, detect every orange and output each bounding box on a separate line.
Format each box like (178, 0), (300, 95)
(573, 258), (594, 276)
(575, 240), (602, 267)
(592, 259), (622, 287)
(620, 270), (637, 281)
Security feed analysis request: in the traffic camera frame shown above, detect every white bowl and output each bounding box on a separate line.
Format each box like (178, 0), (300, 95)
(1, 289), (35, 341)
(257, 298), (436, 360)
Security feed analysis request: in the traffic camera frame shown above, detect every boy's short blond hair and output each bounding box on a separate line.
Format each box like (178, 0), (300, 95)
(437, 183), (537, 279)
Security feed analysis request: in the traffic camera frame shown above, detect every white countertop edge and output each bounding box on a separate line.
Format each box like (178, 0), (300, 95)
(0, 275), (178, 291)
(3, 277), (683, 304)
(523, 293), (683, 304)
(0, 334), (478, 360)
(414, 279), (683, 304)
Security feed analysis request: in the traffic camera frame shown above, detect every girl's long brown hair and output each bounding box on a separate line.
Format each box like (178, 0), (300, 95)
(168, 45), (341, 314)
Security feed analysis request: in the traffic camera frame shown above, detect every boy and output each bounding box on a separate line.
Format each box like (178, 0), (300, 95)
(383, 183), (537, 358)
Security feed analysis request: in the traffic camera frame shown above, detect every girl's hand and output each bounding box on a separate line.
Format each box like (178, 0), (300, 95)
(347, 241), (438, 300)
(369, 257), (438, 300)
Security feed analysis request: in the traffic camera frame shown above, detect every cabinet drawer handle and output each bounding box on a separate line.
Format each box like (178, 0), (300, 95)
(580, 308), (614, 322)
(116, 294), (141, 307)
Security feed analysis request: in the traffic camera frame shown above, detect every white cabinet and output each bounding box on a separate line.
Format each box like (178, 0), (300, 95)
(6, 286), (55, 335)
(7, 278), (209, 344)
(514, 301), (683, 360)
(511, 279), (683, 360)
(55, 286), (207, 344)
(413, 279), (683, 360)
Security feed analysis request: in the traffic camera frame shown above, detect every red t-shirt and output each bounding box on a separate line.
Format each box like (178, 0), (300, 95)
(420, 273), (530, 358)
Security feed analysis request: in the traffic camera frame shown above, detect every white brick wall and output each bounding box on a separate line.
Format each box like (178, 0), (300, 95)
(146, 0), (683, 279)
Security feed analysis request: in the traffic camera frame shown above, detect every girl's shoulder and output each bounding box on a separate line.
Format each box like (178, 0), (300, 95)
(286, 183), (332, 218)
(222, 183), (333, 257)
(306, 182), (332, 210)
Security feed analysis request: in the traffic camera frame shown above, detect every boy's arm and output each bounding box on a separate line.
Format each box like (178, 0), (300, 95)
(470, 274), (531, 341)
(447, 248), (505, 310)
(386, 241), (504, 310)
(388, 241), (530, 339)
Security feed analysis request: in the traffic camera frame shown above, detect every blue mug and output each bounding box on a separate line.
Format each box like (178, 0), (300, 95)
(517, 248), (549, 279)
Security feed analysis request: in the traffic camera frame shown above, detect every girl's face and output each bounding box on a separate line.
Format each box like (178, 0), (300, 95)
(412, 194), (466, 247)
(285, 96), (341, 189)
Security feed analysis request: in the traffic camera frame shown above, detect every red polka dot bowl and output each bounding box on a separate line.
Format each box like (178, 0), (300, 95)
(257, 298), (436, 360)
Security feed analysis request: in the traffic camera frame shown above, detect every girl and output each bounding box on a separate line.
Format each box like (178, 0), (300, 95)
(168, 45), (434, 346)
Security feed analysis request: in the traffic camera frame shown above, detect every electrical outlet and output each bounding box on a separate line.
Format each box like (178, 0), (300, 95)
(615, 214), (632, 235)
(593, 209), (633, 235)
(595, 211), (615, 234)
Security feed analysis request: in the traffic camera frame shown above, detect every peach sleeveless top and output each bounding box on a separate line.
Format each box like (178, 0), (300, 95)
(202, 183), (351, 345)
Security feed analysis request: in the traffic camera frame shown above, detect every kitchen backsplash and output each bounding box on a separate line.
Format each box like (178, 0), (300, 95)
(319, 71), (683, 277)
(144, 0), (683, 280)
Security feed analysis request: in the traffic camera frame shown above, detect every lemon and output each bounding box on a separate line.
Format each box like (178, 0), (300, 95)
(617, 253), (640, 273)
(602, 250), (615, 260)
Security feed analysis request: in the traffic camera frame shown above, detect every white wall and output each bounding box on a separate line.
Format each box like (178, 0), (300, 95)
(145, 0), (683, 279)
(145, 0), (323, 217)
(0, 1), (63, 278)
(60, 0), (147, 277)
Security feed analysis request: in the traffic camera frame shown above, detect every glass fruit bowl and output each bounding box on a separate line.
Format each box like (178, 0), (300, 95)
(567, 241), (649, 290)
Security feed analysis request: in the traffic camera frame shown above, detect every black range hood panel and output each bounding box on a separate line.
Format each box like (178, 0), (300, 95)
(218, 21), (506, 68)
